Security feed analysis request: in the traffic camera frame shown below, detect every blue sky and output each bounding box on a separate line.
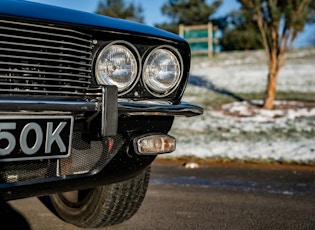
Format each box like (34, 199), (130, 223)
(25, 0), (313, 48)
(25, 0), (241, 25)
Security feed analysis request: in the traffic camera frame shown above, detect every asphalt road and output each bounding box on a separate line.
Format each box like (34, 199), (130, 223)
(1, 162), (315, 230)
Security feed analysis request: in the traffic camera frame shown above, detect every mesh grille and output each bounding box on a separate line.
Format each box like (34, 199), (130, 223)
(0, 160), (57, 183)
(0, 135), (125, 184)
(0, 19), (93, 99)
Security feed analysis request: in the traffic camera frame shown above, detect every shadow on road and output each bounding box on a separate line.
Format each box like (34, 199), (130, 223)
(188, 75), (245, 102)
(0, 199), (30, 230)
(38, 195), (59, 216)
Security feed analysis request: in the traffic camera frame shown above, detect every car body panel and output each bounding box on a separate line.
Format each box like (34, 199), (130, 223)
(1, 0), (185, 42)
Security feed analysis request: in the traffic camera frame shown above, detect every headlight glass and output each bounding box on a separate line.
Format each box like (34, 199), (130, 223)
(143, 48), (182, 97)
(96, 44), (138, 93)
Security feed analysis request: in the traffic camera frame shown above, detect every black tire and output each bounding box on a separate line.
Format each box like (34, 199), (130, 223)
(49, 167), (150, 228)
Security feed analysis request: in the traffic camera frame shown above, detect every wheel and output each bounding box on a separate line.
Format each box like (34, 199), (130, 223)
(49, 167), (151, 228)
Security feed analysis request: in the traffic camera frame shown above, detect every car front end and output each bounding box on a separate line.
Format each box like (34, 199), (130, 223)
(0, 0), (202, 227)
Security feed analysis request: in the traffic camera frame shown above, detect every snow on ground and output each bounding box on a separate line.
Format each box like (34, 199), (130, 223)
(169, 101), (315, 163)
(189, 49), (315, 93)
(166, 48), (315, 164)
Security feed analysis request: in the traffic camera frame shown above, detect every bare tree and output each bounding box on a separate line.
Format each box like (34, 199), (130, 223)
(239, 0), (313, 109)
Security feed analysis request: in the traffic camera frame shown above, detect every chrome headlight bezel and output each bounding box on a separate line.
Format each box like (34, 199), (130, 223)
(95, 41), (141, 95)
(143, 46), (183, 98)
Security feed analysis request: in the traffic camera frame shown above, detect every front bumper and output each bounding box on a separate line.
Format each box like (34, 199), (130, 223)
(0, 87), (202, 200)
(0, 99), (203, 117)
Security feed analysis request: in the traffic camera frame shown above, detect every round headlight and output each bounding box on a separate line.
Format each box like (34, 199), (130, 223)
(96, 43), (138, 93)
(143, 48), (182, 97)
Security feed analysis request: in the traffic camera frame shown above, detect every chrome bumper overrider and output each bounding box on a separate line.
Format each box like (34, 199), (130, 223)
(118, 99), (203, 117)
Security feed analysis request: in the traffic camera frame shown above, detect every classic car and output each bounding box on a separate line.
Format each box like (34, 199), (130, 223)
(0, 0), (203, 227)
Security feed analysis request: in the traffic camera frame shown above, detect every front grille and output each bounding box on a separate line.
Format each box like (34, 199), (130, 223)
(0, 135), (125, 184)
(0, 19), (93, 99)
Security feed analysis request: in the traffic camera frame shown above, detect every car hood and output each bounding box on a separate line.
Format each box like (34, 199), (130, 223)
(1, 0), (185, 42)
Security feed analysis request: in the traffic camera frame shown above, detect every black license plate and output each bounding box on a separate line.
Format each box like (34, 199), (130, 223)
(0, 116), (73, 162)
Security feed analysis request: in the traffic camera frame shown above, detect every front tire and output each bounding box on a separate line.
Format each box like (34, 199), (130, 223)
(49, 167), (150, 228)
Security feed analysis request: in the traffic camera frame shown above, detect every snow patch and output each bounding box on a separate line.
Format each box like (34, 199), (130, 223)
(168, 49), (315, 163)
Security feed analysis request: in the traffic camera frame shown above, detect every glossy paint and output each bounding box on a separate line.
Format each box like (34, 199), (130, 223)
(0, 0), (185, 42)
(0, 0), (201, 201)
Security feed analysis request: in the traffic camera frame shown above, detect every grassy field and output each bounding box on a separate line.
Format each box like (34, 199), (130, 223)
(184, 90), (315, 108)
(186, 47), (315, 107)
(166, 47), (315, 164)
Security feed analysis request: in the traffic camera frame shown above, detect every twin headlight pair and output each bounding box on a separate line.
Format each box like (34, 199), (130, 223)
(95, 41), (183, 97)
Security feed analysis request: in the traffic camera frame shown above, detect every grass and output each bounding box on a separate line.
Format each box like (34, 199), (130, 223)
(183, 88), (315, 108)
(170, 48), (315, 165)
(186, 47), (315, 108)
(275, 91), (315, 102)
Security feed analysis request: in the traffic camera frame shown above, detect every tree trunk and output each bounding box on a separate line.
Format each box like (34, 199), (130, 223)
(263, 59), (279, 110)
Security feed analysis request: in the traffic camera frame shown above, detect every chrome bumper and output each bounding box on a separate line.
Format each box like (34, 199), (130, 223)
(118, 99), (203, 117)
(0, 96), (202, 138)
(0, 99), (202, 139)
(0, 99), (203, 117)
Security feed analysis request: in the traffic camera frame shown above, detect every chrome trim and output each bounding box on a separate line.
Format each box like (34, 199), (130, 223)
(133, 133), (176, 155)
(95, 41), (141, 96)
(0, 99), (203, 117)
(142, 45), (183, 98)
(101, 87), (106, 136)
(0, 100), (100, 112)
(0, 19), (92, 98)
(101, 86), (118, 136)
(0, 45), (91, 61)
(118, 100), (203, 117)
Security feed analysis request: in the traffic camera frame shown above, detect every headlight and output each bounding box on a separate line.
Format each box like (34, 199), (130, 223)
(143, 47), (182, 97)
(95, 42), (139, 94)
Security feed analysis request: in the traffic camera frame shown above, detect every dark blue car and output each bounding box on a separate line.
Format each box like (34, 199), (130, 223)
(0, 0), (202, 227)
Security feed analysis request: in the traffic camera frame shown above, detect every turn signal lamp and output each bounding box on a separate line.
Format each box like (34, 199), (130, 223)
(133, 134), (176, 155)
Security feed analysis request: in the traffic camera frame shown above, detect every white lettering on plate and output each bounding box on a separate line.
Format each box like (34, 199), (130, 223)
(20, 122), (43, 155)
(45, 122), (67, 153)
(0, 123), (16, 156)
(0, 121), (68, 156)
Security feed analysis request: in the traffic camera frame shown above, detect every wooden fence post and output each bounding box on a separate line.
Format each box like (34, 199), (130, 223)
(207, 22), (213, 58)
(179, 24), (184, 38)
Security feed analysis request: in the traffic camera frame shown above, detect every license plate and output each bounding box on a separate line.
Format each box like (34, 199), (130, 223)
(0, 116), (73, 162)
